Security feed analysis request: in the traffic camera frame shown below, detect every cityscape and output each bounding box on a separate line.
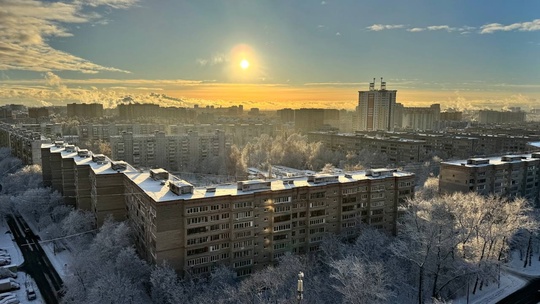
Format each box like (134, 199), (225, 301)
(1, 1), (540, 304)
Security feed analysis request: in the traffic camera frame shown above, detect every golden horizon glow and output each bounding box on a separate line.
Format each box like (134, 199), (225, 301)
(240, 59), (250, 70)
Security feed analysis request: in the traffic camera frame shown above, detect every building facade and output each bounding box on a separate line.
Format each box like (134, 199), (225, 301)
(123, 168), (415, 276)
(109, 130), (230, 171)
(67, 103), (104, 119)
(439, 154), (540, 203)
(357, 78), (397, 131)
(396, 104), (441, 131)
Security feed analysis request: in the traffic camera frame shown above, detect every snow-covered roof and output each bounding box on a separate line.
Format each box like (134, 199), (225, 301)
(125, 169), (414, 203)
(442, 154), (540, 167)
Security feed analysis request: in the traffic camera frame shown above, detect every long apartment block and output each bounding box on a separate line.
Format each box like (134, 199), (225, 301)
(41, 143), (415, 277)
(439, 153), (540, 202)
(42, 142), (138, 225)
(109, 130), (230, 171)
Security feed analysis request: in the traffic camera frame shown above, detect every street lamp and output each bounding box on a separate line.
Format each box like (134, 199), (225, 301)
(297, 271), (304, 304)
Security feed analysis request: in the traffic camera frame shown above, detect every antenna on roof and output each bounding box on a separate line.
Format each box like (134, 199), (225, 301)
(381, 77), (386, 90)
(369, 78), (375, 91)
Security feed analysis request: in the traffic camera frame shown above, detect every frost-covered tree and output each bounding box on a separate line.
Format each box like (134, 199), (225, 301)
(149, 263), (185, 304)
(330, 257), (392, 304)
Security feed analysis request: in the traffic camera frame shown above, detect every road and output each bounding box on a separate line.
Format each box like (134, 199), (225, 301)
(7, 214), (63, 304)
(497, 277), (540, 304)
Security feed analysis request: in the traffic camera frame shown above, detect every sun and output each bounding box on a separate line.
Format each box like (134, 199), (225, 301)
(240, 59), (250, 70)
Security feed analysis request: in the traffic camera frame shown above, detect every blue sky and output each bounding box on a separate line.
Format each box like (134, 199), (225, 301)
(0, 0), (539, 109)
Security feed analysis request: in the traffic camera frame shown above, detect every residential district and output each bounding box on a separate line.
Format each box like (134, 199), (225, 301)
(0, 81), (539, 302)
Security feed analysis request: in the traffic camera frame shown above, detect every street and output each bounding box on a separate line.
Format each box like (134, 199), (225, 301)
(497, 277), (540, 304)
(7, 214), (63, 304)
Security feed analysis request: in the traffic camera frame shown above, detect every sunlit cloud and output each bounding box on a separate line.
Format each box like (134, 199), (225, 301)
(366, 24), (404, 31)
(480, 19), (540, 34)
(407, 28), (425, 32)
(0, 0), (136, 74)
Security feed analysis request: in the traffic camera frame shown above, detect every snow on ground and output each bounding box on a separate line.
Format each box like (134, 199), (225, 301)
(0, 220), (23, 268)
(0, 219), (44, 304)
(40, 241), (71, 279)
(506, 250), (540, 275)
(452, 251), (540, 304)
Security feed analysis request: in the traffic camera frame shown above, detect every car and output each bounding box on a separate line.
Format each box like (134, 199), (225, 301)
(0, 295), (19, 304)
(25, 282), (36, 301)
(0, 293), (14, 301)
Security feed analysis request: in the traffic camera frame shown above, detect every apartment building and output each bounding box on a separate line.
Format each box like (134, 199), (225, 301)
(357, 78), (397, 131)
(395, 104), (441, 131)
(123, 168), (415, 276)
(0, 123), (48, 166)
(478, 110), (526, 124)
(308, 131), (426, 164)
(169, 123), (274, 147)
(67, 103), (103, 119)
(40, 142), (415, 276)
(110, 130), (230, 171)
(78, 123), (167, 141)
(439, 154), (540, 202)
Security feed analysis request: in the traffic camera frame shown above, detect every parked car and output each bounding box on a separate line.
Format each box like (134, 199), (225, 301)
(0, 293), (14, 300)
(0, 260), (10, 267)
(0, 295), (19, 304)
(0, 279), (19, 292)
(25, 282), (36, 301)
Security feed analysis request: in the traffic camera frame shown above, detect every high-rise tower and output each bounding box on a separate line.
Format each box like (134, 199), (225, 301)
(357, 78), (397, 131)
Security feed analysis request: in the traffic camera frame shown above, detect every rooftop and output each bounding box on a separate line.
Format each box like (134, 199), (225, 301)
(125, 169), (413, 203)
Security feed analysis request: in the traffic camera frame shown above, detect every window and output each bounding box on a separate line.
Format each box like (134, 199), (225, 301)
(233, 201), (253, 209)
(310, 192), (326, 199)
(186, 206), (208, 214)
(233, 221), (253, 229)
(309, 218), (325, 225)
(235, 211), (253, 220)
(187, 216), (208, 225)
(273, 224), (291, 232)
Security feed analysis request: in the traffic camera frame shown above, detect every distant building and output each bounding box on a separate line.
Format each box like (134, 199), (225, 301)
(440, 111), (463, 121)
(277, 108), (295, 123)
(357, 78), (397, 131)
(396, 104), (441, 131)
(478, 110), (526, 124)
(67, 103), (103, 119)
(28, 107), (49, 119)
(294, 108), (325, 132)
(439, 154), (540, 203)
(109, 130), (230, 171)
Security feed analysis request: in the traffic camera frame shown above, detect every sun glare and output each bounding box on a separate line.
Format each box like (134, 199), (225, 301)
(240, 59), (250, 70)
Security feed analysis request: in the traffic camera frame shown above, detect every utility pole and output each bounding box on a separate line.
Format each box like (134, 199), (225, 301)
(297, 271), (304, 304)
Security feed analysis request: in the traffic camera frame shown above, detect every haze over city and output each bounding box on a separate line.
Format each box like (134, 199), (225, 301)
(1, 0), (539, 110)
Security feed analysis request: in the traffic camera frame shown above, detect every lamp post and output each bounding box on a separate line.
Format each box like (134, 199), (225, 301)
(297, 271), (304, 304)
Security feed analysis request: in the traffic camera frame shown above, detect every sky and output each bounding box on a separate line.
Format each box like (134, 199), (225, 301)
(0, 0), (539, 110)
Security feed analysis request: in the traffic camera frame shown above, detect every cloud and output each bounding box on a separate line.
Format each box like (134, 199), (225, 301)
(366, 24), (404, 31)
(407, 25), (476, 34)
(480, 19), (540, 34)
(426, 25), (454, 32)
(196, 53), (227, 66)
(320, 1), (326, 4)
(0, 0), (136, 74)
(82, 0), (138, 9)
(335, 32), (341, 36)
